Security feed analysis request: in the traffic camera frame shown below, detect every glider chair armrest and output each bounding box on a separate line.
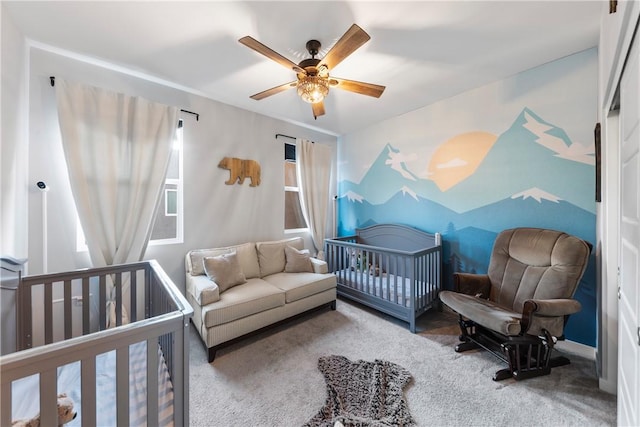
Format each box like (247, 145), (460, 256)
(453, 273), (491, 298)
(524, 299), (582, 317)
(521, 299), (582, 337)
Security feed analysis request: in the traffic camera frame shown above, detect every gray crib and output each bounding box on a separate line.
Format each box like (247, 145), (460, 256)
(0, 260), (193, 426)
(325, 224), (442, 332)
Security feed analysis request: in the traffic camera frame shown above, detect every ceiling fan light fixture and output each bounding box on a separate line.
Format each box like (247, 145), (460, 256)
(297, 75), (329, 104)
(240, 24), (384, 118)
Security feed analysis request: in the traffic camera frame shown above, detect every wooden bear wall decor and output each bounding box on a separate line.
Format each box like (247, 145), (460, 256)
(218, 157), (261, 187)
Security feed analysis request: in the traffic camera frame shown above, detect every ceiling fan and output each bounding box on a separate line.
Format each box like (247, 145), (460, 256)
(239, 24), (385, 120)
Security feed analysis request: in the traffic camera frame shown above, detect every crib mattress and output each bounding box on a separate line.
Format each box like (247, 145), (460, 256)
(334, 269), (434, 306)
(10, 341), (174, 426)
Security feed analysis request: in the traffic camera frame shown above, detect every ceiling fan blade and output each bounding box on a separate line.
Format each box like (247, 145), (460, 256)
(250, 81), (297, 100)
(311, 101), (325, 119)
(239, 36), (303, 72)
(321, 24), (371, 70)
(331, 77), (385, 98)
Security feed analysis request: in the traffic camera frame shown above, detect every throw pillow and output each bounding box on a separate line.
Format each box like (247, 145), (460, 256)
(256, 237), (304, 277)
(284, 245), (314, 273)
(203, 251), (247, 293)
(189, 242), (260, 278)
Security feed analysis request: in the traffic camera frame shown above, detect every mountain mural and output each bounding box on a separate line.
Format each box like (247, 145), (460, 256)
(336, 107), (597, 346)
(339, 108), (595, 214)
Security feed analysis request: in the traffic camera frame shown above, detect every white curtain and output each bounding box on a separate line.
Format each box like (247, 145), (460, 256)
(56, 79), (178, 323)
(296, 138), (332, 259)
(56, 79), (178, 266)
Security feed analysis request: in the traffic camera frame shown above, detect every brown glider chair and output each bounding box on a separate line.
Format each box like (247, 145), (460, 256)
(439, 228), (591, 381)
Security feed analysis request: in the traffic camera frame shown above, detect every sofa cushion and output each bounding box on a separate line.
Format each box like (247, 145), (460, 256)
(186, 274), (220, 305)
(202, 278), (285, 328)
(263, 272), (337, 303)
(284, 246), (313, 273)
(203, 252), (247, 293)
(189, 242), (260, 279)
(256, 237), (304, 277)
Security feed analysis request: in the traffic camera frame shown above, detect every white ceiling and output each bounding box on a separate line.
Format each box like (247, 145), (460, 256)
(4, 1), (602, 136)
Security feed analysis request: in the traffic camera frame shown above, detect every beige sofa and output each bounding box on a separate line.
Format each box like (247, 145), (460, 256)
(185, 237), (337, 362)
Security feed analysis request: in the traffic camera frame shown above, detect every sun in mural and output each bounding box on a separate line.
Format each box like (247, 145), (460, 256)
(426, 131), (497, 191)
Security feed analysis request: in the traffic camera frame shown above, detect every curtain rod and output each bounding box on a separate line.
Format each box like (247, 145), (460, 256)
(49, 76), (200, 121)
(275, 133), (314, 143)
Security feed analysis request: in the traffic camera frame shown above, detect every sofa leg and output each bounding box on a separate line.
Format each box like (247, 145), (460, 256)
(330, 300), (337, 310)
(208, 347), (217, 363)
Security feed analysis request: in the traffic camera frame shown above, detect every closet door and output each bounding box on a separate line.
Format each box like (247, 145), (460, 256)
(618, 26), (640, 427)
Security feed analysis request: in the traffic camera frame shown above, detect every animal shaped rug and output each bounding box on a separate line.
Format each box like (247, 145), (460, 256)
(304, 355), (415, 427)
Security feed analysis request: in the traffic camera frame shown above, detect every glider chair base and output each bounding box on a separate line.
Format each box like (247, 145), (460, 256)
(456, 316), (568, 381)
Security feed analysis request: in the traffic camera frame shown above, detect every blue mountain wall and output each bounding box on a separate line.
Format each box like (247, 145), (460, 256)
(336, 107), (596, 346)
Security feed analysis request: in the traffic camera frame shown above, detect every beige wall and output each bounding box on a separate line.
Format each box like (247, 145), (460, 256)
(1, 4), (29, 260)
(25, 47), (337, 290)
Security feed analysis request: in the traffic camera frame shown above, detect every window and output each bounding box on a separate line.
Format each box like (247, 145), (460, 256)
(149, 120), (183, 244)
(76, 121), (184, 251)
(284, 143), (308, 232)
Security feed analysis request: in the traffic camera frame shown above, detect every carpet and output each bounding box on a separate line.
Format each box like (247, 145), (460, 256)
(188, 300), (617, 426)
(304, 355), (415, 427)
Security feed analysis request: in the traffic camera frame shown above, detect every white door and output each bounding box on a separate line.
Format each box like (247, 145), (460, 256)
(618, 28), (640, 427)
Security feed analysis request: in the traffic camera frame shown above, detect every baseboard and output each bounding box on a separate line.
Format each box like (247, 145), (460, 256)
(598, 376), (617, 394)
(556, 339), (596, 361)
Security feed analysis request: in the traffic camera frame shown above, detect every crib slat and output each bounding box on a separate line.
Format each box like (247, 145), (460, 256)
(116, 346), (130, 425)
(1, 381), (11, 426)
(409, 257), (415, 310)
(428, 252), (433, 300)
(44, 282), (53, 344)
(172, 327), (186, 426)
(130, 270), (137, 322)
(147, 338), (159, 426)
(400, 257), (404, 304)
(64, 280), (72, 339)
(145, 267), (151, 319)
(392, 256), (397, 303)
(403, 256), (408, 306)
(420, 253), (425, 305)
(383, 254), (390, 302)
(81, 356), (96, 427)
(364, 249), (370, 293)
(82, 277), (90, 335)
(415, 255), (421, 309)
(40, 368), (57, 425)
(18, 283), (33, 349)
(361, 249), (367, 291)
(430, 252), (435, 301)
(99, 275), (107, 331)
(115, 273), (123, 327)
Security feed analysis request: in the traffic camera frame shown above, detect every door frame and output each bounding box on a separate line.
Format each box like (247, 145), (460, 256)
(598, 1), (640, 395)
